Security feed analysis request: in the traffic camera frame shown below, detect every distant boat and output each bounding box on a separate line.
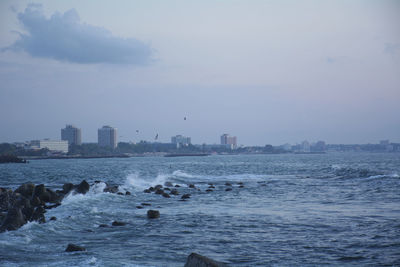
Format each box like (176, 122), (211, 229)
(164, 153), (210, 157)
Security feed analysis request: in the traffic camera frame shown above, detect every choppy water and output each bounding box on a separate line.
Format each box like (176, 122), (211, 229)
(0, 153), (400, 266)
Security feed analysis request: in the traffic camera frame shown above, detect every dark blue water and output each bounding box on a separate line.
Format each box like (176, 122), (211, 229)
(1, 153), (400, 266)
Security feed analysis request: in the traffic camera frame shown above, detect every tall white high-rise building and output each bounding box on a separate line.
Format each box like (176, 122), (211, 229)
(61, 124), (82, 145)
(98, 126), (117, 148)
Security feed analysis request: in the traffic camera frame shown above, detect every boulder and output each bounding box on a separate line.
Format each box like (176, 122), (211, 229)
(162, 193), (171, 198)
(112, 221), (126, 226)
(14, 183), (35, 198)
(143, 189), (151, 193)
(50, 216), (57, 221)
(32, 184), (46, 200)
(206, 189), (213, 192)
(174, 185), (181, 188)
(65, 244), (86, 252)
(188, 184), (196, 188)
(184, 253), (228, 267)
(149, 187), (155, 192)
(147, 210), (160, 219)
(141, 203), (151, 206)
(75, 180), (90, 194)
(46, 189), (61, 203)
(125, 191), (131, 195)
(30, 206), (46, 223)
(181, 194), (191, 200)
(155, 189), (164, 195)
(170, 189), (179, 195)
(136, 206), (144, 209)
(0, 190), (16, 212)
(0, 207), (26, 232)
(225, 188), (232, 192)
(104, 185), (119, 194)
(225, 182), (232, 186)
(62, 183), (74, 194)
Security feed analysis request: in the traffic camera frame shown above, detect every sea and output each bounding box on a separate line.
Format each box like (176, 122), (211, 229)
(0, 153), (399, 266)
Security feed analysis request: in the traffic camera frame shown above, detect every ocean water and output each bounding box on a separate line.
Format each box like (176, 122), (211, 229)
(0, 153), (399, 266)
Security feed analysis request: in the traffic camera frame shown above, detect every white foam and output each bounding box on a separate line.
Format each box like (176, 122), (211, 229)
(172, 170), (194, 178)
(123, 173), (169, 191)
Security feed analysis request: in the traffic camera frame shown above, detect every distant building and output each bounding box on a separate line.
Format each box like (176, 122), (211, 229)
(98, 126), (117, 148)
(61, 124), (82, 145)
(301, 140), (311, 152)
(171, 135), (191, 148)
(29, 139), (68, 153)
(220, 134), (237, 149)
(312, 141), (326, 152)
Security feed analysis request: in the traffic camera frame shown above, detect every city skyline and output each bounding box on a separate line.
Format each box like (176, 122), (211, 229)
(0, 1), (399, 145)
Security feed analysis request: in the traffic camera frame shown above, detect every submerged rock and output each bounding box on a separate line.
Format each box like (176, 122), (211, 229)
(225, 188), (232, 192)
(112, 221), (126, 226)
(184, 252), (228, 267)
(65, 244), (86, 252)
(181, 194), (191, 200)
(147, 210), (160, 219)
(188, 184), (196, 189)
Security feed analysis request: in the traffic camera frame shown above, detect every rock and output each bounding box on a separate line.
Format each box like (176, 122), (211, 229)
(164, 181), (173, 187)
(62, 183), (74, 194)
(181, 194), (191, 200)
(75, 180), (90, 194)
(0, 207), (26, 232)
(188, 184), (196, 188)
(174, 185), (181, 188)
(155, 189), (164, 195)
(30, 196), (42, 207)
(141, 203), (151, 206)
(44, 202), (61, 210)
(162, 193), (171, 198)
(206, 189), (213, 192)
(125, 191), (131, 195)
(147, 210), (160, 219)
(143, 189), (151, 193)
(46, 189), (61, 203)
(14, 183), (35, 198)
(136, 205), (143, 209)
(238, 182), (244, 185)
(117, 192), (124, 195)
(164, 187), (171, 191)
(155, 185), (163, 190)
(65, 244), (86, 252)
(32, 184), (46, 201)
(184, 252), (228, 267)
(98, 224), (108, 228)
(104, 185), (119, 194)
(112, 221), (126, 226)
(239, 185), (244, 188)
(0, 190), (16, 212)
(208, 185), (215, 189)
(170, 189), (179, 195)
(225, 188), (232, 192)
(149, 187), (155, 192)
(208, 183), (214, 186)
(225, 182), (232, 186)
(31, 206), (46, 223)
(50, 216), (57, 221)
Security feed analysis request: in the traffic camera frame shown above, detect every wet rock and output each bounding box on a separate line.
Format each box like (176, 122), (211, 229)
(155, 189), (164, 195)
(162, 193), (171, 198)
(181, 194), (191, 200)
(149, 187), (155, 192)
(65, 244), (86, 252)
(206, 189), (213, 192)
(15, 183), (35, 198)
(208, 185), (215, 189)
(239, 185), (244, 188)
(50, 216), (57, 221)
(164, 181), (173, 187)
(32, 184), (46, 201)
(164, 187), (171, 191)
(136, 205), (144, 209)
(143, 189), (151, 193)
(141, 203), (151, 206)
(31, 206), (46, 223)
(170, 189), (179, 195)
(30, 196), (42, 207)
(225, 182), (232, 186)
(125, 191), (131, 195)
(75, 180), (90, 194)
(188, 184), (196, 189)
(44, 203), (61, 210)
(46, 189), (61, 203)
(112, 221), (126, 226)
(104, 185), (119, 194)
(117, 192), (124, 195)
(225, 188), (232, 192)
(155, 185), (163, 190)
(174, 185), (181, 188)
(0, 207), (26, 232)
(184, 252), (228, 267)
(0, 189), (16, 212)
(62, 183), (74, 194)
(147, 210), (160, 219)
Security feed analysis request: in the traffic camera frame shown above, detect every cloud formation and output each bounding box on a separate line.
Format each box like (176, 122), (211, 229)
(4, 4), (152, 65)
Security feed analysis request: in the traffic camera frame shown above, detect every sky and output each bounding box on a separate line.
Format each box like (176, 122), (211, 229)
(0, 0), (399, 146)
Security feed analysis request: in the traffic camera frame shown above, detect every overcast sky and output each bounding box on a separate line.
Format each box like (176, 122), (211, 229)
(0, 0), (399, 146)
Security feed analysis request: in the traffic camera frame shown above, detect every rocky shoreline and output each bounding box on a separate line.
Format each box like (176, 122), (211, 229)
(0, 179), (236, 266)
